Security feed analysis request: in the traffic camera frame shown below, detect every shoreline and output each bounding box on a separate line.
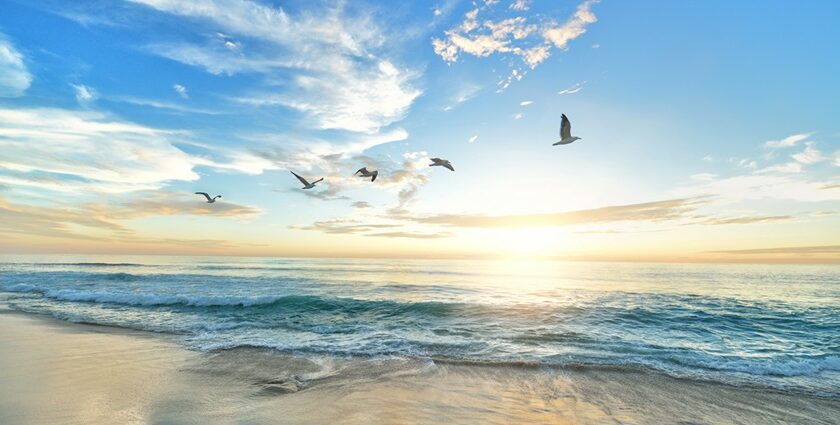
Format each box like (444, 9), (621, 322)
(2, 308), (838, 424)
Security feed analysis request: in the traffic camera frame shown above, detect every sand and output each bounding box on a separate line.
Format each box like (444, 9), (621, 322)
(1, 309), (838, 425)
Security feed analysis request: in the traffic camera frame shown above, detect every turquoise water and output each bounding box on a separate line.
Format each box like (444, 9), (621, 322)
(1, 256), (838, 397)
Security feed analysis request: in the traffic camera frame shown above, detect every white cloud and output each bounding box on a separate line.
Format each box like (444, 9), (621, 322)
(0, 108), (196, 193)
(542, 0), (599, 49)
(0, 107), (265, 194)
(834, 150), (840, 167)
(432, 0), (598, 78)
(791, 143), (825, 165)
(468, 135), (478, 143)
(701, 155), (713, 162)
(513, 112), (523, 120)
(72, 84), (97, 103)
(132, 0), (421, 133)
(764, 133), (811, 149)
(519, 100), (533, 106)
(108, 96), (219, 114)
(509, 0), (529, 11)
(676, 173), (839, 203)
(0, 34), (31, 97)
(737, 158), (757, 169)
(433, 8), (443, 16)
(558, 81), (586, 95)
(757, 162), (802, 174)
(173, 84), (188, 98)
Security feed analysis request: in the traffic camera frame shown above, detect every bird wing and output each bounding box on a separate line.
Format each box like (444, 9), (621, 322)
(443, 162), (454, 171)
(290, 171), (310, 186)
(354, 167), (367, 176)
(430, 158), (441, 163)
(312, 177), (324, 185)
(370, 170), (378, 182)
(560, 114), (571, 139)
(194, 192), (212, 201)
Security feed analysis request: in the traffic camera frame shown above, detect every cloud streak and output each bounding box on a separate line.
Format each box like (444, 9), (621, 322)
(0, 33), (32, 97)
(406, 198), (708, 228)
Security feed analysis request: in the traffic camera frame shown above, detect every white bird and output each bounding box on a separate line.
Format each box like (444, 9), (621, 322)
(354, 167), (378, 182)
(553, 114), (582, 146)
(195, 192), (222, 203)
(291, 171), (323, 189)
(429, 158), (454, 171)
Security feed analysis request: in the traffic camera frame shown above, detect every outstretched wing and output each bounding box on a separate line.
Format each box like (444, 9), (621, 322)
(354, 167), (368, 176)
(560, 114), (572, 140)
(443, 162), (454, 172)
(430, 158), (441, 163)
(194, 192), (212, 201)
(290, 171), (310, 186)
(312, 177), (324, 185)
(370, 170), (378, 182)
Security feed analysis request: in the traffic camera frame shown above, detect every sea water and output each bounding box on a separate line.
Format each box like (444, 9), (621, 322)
(1, 255), (838, 398)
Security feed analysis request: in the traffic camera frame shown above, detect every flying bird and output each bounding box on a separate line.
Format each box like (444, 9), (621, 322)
(195, 192), (222, 203)
(354, 167), (378, 182)
(429, 158), (454, 171)
(553, 114), (582, 146)
(291, 171), (323, 189)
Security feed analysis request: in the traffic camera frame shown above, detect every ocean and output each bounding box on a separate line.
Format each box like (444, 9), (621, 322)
(1, 255), (838, 399)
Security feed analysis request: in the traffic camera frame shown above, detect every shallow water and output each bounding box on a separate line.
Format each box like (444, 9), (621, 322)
(1, 255), (838, 398)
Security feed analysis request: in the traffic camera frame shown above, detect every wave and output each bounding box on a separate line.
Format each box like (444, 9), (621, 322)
(19, 262), (150, 267)
(1, 284), (463, 315)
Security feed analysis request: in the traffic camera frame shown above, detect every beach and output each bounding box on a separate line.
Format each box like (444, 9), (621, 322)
(2, 309), (838, 424)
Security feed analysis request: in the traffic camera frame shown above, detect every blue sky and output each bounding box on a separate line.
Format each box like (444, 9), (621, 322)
(1, 0), (839, 261)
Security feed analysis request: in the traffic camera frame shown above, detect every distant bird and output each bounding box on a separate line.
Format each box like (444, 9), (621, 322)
(354, 167), (378, 182)
(291, 171), (323, 189)
(553, 114), (582, 146)
(195, 192), (222, 203)
(429, 158), (454, 171)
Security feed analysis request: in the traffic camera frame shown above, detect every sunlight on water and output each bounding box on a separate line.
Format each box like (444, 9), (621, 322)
(1, 255), (838, 397)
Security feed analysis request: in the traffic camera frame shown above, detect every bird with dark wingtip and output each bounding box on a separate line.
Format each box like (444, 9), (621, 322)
(195, 192), (222, 203)
(553, 114), (582, 146)
(429, 157), (454, 171)
(290, 171), (324, 189)
(354, 167), (378, 182)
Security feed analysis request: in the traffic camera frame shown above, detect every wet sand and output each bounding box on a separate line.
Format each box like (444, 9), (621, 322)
(1, 310), (838, 425)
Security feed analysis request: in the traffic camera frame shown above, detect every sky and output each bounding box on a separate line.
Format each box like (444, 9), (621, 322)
(0, 0), (839, 263)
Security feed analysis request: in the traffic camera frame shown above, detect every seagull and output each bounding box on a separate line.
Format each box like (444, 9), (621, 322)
(354, 167), (378, 182)
(291, 171), (323, 189)
(553, 114), (582, 146)
(195, 192), (222, 203)
(429, 158), (454, 171)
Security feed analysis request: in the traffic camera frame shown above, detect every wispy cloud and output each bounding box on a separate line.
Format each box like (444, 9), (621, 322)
(404, 197), (708, 228)
(107, 96), (219, 114)
(0, 107), (264, 194)
(764, 133), (812, 149)
(509, 0), (530, 11)
(72, 84), (97, 103)
(519, 100), (532, 106)
(711, 245), (840, 255)
(558, 81), (586, 95)
(0, 193), (260, 246)
(692, 215), (792, 225)
(468, 135), (478, 143)
(173, 83), (188, 98)
(132, 0), (421, 133)
(0, 33), (31, 97)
